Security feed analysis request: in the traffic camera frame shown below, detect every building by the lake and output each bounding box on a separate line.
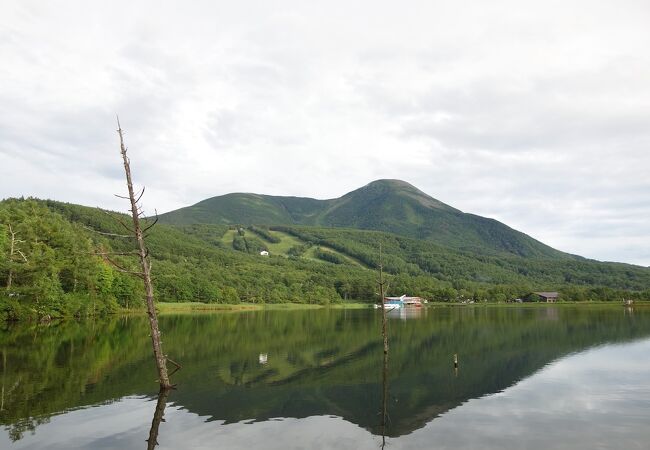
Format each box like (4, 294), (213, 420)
(524, 292), (559, 303)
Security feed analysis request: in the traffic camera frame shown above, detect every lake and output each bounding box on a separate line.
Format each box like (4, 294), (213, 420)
(1, 305), (649, 449)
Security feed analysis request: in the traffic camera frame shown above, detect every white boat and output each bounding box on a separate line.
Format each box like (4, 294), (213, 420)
(385, 295), (423, 308)
(374, 296), (406, 310)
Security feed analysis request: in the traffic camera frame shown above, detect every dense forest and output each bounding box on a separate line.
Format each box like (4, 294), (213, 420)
(1, 197), (650, 321)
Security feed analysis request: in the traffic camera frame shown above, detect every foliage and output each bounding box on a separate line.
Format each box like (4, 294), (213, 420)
(313, 247), (347, 265)
(287, 243), (310, 257)
(1, 197), (649, 322)
(0, 199), (127, 321)
(248, 225), (281, 243)
(158, 179), (566, 258)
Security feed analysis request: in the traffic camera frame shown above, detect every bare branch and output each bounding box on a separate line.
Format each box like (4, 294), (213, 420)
(101, 254), (145, 278)
(15, 250), (27, 263)
(113, 193), (130, 200)
(99, 208), (134, 234)
(129, 205), (147, 217)
(93, 251), (141, 256)
(135, 186), (146, 204)
(166, 357), (182, 369)
(142, 210), (159, 233)
(83, 225), (133, 239)
(167, 357), (182, 377)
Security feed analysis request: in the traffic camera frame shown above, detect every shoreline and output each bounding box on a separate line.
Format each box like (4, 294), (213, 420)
(3, 300), (646, 324)
(152, 300), (650, 314)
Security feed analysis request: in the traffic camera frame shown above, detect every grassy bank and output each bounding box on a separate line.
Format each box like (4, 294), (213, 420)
(154, 300), (645, 313)
(155, 301), (373, 314)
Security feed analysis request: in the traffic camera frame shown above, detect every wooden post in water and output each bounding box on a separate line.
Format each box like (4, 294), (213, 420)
(379, 243), (388, 354)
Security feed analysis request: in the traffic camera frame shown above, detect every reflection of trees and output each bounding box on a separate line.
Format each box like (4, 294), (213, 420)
(146, 389), (170, 450)
(3, 308), (650, 440)
(0, 317), (157, 441)
(6, 416), (50, 442)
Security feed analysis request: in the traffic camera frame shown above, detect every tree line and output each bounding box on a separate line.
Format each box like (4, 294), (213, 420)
(2, 198), (650, 322)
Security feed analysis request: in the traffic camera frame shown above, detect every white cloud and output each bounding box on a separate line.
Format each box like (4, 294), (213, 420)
(1, 0), (649, 264)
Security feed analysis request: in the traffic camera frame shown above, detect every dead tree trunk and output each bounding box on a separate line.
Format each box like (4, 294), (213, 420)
(117, 120), (171, 390)
(146, 388), (170, 450)
(5, 224), (27, 291)
(380, 345), (389, 449)
(379, 243), (388, 354)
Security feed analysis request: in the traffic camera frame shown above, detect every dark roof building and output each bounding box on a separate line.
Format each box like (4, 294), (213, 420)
(525, 292), (559, 303)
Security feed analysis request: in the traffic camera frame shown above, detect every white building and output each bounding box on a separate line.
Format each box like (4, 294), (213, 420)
(260, 250), (269, 256)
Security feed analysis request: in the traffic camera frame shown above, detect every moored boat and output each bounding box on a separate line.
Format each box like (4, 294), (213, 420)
(386, 295), (423, 307)
(374, 295), (424, 309)
(374, 299), (403, 310)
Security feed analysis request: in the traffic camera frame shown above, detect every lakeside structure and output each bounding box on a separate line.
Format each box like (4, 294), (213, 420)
(525, 292), (559, 303)
(375, 295), (424, 310)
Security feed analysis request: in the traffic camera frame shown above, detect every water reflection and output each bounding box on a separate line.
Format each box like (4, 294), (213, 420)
(1, 306), (650, 448)
(387, 306), (426, 320)
(380, 345), (389, 449)
(3, 338), (650, 449)
(146, 389), (169, 450)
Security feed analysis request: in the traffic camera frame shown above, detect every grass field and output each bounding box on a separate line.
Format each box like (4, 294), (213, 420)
(243, 229), (368, 268)
(220, 229), (238, 246)
(142, 300), (646, 317)
(155, 301), (373, 314)
(263, 230), (305, 254)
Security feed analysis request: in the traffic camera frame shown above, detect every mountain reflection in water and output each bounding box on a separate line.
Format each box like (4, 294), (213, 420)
(1, 306), (650, 449)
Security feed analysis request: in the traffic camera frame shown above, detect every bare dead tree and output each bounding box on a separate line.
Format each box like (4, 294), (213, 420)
(379, 242), (388, 354)
(5, 224), (28, 291)
(378, 243), (390, 447)
(107, 118), (174, 390)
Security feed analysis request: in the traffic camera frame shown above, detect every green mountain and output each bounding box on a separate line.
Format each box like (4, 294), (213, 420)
(159, 179), (566, 258)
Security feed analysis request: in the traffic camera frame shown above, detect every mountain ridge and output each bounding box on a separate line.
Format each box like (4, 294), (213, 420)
(159, 179), (569, 259)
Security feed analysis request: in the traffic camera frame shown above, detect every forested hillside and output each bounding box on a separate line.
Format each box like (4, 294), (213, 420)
(160, 179), (567, 258)
(1, 197), (649, 321)
(0, 199), (355, 320)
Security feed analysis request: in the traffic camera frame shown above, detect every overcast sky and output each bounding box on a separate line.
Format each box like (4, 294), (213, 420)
(1, 0), (649, 266)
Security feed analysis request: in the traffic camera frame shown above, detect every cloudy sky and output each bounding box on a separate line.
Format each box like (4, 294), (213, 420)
(1, 0), (649, 266)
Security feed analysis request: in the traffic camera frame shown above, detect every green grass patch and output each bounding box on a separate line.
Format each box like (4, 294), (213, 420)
(155, 301), (373, 314)
(263, 230), (305, 254)
(220, 229), (238, 247)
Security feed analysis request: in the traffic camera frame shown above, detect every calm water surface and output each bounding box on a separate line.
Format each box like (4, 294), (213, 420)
(1, 306), (649, 449)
